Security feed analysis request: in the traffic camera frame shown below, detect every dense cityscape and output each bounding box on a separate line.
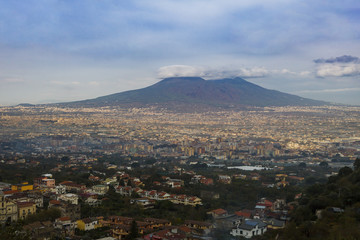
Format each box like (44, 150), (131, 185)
(1, 105), (360, 239)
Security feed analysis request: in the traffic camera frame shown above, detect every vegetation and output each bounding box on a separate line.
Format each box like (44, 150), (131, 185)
(260, 162), (360, 240)
(24, 208), (61, 224)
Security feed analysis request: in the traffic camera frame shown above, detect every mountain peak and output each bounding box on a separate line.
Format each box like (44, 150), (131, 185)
(158, 77), (205, 84)
(59, 76), (328, 110)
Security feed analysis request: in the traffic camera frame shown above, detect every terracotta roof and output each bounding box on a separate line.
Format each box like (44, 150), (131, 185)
(49, 199), (61, 205)
(58, 216), (71, 221)
(235, 210), (252, 218)
(17, 201), (35, 208)
(211, 208), (227, 215)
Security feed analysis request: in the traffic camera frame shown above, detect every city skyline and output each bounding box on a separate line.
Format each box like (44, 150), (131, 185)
(0, 0), (360, 106)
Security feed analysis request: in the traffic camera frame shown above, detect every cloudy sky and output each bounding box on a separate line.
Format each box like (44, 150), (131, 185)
(0, 0), (360, 106)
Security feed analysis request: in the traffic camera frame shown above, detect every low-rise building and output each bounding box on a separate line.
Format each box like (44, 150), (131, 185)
(11, 182), (33, 192)
(0, 193), (18, 224)
(91, 185), (109, 195)
(58, 193), (79, 205)
(230, 219), (267, 238)
(54, 216), (76, 235)
(17, 201), (36, 220)
(77, 217), (100, 231)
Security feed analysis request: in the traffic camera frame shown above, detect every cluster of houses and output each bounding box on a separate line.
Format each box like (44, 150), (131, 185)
(205, 198), (288, 239)
(116, 185), (202, 207)
(0, 166), (297, 239)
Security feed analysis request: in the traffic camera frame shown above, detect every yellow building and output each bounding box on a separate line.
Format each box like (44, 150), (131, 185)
(11, 182), (34, 192)
(17, 202), (36, 220)
(0, 194), (18, 224)
(77, 218), (101, 231)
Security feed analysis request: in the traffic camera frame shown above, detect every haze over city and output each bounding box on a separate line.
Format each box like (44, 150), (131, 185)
(0, 0), (360, 106)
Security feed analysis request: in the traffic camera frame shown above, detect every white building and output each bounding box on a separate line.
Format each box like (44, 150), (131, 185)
(57, 193), (79, 205)
(230, 219), (267, 238)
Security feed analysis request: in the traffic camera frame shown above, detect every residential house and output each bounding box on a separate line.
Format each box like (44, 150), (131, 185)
(166, 179), (184, 188)
(130, 198), (155, 209)
(111, 224), (131, 239)
(59, 181), (86, 193)
(184, 220), (212, 231)
(230, 219), (267, 238)
(235, 209), (253, 219)
(218, 175), (232, 184)
(85, 195), (102, 207)
(91, 184), (109, 195)
(215, 215), (243, 230)
(57, 193), (79, 205)
(143, 226), (192, 240)
(54, 216), (76, 236)
(264, 218), (286, 229)
(144, 218), (172, 230)
(48, 199), (62, 208)
(207, 208), (228, 218)
(77, 217), (100, 231)
(17, 201), (36, 220)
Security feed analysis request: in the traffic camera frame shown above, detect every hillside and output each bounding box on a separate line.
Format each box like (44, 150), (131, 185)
(59, 77), (328, 110)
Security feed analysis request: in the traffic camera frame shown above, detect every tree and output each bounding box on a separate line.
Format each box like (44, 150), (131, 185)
(127, 220), (139, 240)
(319, 161), (329, 168)
(354, 158), (360, 171)
(338, 166), (353, 177)
(298, 162), (307, 168)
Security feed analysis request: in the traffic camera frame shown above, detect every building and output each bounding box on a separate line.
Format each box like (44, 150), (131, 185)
(17, 202), (36, 220)
(34, 177), (55, 188)
(207, 208), (228, 218)
(11, 182), (33, 192)
(218, 175), (232, 184)
(130, 198), (155, 209)
(58, 193), (79, 205)
(184, 220), (213, 231)
(59, 181), (86, 193)
(77, 217), (100, 231)
(0, 193), (18, 224)
(230, 219), (267, 238)
(91, 184), (109, 195)
(54, 216), (76, 235)
(0, 182), (11, 191)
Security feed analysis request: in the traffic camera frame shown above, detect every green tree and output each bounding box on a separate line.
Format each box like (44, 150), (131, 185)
(354, 158), (360, 171)
(127, 220), (139, 240)
(319, 161), (328, 168)
(338, 166), (353, 177)
(298, 162), (307, 168)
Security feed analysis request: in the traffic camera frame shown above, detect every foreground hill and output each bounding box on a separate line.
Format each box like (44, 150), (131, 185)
(261, 161), (360, 240)
(59, 77), (327, 109)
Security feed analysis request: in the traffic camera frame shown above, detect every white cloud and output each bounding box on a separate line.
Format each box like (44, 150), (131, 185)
(315, 63), (360, 77)
(295, 88), (360, 94)
(313, 55), (360, 77)
(157, 65), (205, 78)
(157, 65), (269, 79)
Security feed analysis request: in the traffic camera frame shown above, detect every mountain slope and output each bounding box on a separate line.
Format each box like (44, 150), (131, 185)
(61, 77), (327, 109)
